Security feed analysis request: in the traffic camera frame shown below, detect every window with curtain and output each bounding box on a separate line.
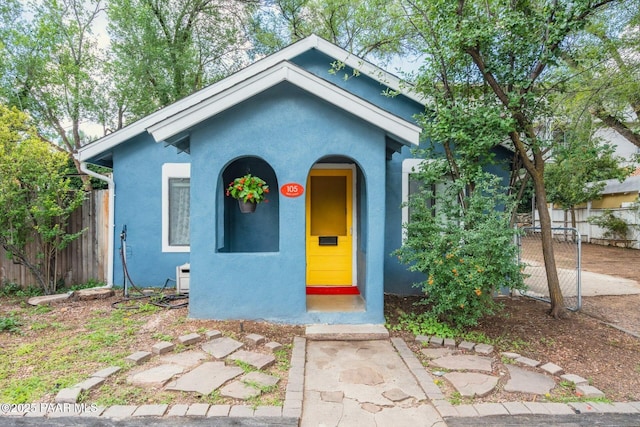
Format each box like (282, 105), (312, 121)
(168, 178), (190, 246)
(162, 163), (190, 252)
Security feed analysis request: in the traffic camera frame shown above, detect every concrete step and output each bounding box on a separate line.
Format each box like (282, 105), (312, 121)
(305, 324), (389, 341)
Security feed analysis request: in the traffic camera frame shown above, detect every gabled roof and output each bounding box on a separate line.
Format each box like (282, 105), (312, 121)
(77, 34), (424, 163)
(148, 60), (421, 146)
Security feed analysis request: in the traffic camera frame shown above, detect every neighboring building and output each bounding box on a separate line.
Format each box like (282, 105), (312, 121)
(536, 172), (640, 248)
(76, 35), (512, 324)
(594, 128), (640, 167)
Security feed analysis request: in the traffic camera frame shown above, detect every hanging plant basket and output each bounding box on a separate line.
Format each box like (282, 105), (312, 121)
(238, 199), (257, 213)
(226, 174), (269, 213)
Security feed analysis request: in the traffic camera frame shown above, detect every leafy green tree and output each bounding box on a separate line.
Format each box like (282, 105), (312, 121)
(106, 0), (256, 119)
(559, 4), (640, 148)
(545, 131), (631, 227)
(401, 0), (631, 319)
(249, 0), (409, 60)
(0, 0), (104, 185)
(0, 105), (86, 294)
(396, 165), (524, 328)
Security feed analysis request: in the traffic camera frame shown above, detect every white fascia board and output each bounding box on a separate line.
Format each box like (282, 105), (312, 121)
(77, 39), (317, 161)
(148, 65), (288, 142)
(261, 34), (424, 104)
(148, 62), (421, 146)
(76, 124), (141, 162)
(77, 34), (423, 161)
(287, 66), (421, 145)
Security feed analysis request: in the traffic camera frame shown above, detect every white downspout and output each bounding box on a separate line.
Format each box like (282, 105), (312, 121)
(80, 162), (115, 287)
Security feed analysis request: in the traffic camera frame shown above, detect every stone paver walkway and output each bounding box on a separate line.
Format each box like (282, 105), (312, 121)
(3, 325), (640, 426)
(443, 372), (499, 398)
(165, 362), (243, 394)
(38, 330), (299, 424)
(416, 334), (606, 404)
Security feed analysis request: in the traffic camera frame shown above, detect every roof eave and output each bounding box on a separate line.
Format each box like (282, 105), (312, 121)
(148, 61), (421, 147)
(76, 34), (424, 162)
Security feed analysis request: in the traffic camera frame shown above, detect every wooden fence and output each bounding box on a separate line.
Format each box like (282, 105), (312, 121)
(0, 190), (109, 288)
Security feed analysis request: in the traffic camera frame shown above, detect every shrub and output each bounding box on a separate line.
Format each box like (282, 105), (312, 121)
(0, 282), (43, 298)
(588, 210), (631, 241)
(395, 168), (525, 328)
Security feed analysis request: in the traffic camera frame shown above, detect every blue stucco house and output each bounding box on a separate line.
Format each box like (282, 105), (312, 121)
(77, 35), (509, 324)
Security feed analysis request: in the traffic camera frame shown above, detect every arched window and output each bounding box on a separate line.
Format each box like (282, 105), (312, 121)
(219, 157), (279, 253)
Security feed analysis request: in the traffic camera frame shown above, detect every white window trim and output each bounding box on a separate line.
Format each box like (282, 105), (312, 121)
(162, 163), (191, 252)
(402, 159), (457, 241)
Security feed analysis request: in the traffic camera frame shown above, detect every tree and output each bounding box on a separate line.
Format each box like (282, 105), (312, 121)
(559, 4), (640, 148)
(249, 0), (410, 61)
(0, 0), (104, 184)
(0, 105), (86, 294)
(545, 131), (631, 227)
(106, 0), (257, 119)
(401, 0), (631, 318)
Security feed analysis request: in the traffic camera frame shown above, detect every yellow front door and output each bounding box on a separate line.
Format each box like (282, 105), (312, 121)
(306, 168), (353, 286)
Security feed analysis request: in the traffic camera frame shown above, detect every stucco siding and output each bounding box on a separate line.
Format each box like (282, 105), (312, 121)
(184, 82), (388, 323)
(384, 145), (428, 295)
(290, 50), (423, 124)
(111, 134), (190, 288)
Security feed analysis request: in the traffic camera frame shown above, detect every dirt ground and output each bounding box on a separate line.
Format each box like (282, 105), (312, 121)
(0, 295), (304, 406)
(385, 243), (640, 402)
(579, 243), (640, 337)
(0, 243), (638, 405)
(580, 243), (640, 282)
(387, 294), (640, 402)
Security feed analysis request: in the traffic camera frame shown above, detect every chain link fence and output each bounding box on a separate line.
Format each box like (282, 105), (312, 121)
(517, 227), (582, 311)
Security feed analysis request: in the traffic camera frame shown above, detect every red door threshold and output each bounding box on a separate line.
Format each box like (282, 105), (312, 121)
(306, 286), (360, 295)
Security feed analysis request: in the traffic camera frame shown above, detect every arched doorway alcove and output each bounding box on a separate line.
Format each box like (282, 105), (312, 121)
(219, 157), (279, 253)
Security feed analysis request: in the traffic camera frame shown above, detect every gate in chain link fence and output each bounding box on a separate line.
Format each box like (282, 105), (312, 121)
(517, 227), (582, 311)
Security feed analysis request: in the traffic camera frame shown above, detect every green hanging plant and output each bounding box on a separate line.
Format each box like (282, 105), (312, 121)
(225, 174), (269, 204)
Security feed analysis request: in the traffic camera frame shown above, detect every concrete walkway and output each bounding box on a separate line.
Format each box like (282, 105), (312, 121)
(301, 339), (445, 426)
(300, 326), (640, 427)
(521, 260), (640, 297)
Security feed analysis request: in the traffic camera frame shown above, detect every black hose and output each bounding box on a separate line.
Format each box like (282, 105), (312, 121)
(152, 293), (189, 309)
(111, 227), (188, 310)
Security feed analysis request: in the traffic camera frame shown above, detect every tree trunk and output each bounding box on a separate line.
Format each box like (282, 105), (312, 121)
(507, 131), (568, 320)
(593, 109), (640, 149)
(0, 241), (49, 294)
(509, 171), (530, 227)
(532, 175), (567, 318)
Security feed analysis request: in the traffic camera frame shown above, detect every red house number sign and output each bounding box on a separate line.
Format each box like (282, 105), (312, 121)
(281, 183), (304, 198)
